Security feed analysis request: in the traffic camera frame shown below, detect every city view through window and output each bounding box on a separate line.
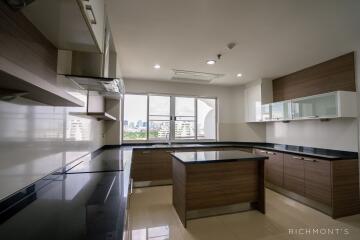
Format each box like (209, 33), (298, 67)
(123, 94), (216, 141)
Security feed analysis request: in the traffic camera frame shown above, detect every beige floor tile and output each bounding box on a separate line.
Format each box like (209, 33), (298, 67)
(128, 186), (360, 240)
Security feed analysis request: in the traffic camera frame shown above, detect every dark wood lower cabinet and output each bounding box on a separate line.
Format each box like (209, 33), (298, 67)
(254, 149), (360, 218)
(284, 154), (305, 195)
(254, 149), (284, 187)
(304, 157), (332, 206)
(332, 159), (360, 218)
(173, 158), (265, 227)
(131, 149), (174, 182)
(131, 147), (254, 183)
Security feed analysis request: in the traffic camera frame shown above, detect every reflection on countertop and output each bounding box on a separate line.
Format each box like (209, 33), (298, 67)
(171, 150), (267, 164)
(0, 147), (132, 240)
(0, 172), (128, 240)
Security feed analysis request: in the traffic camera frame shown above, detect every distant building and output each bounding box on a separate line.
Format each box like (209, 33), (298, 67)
(175, 122), (194, 138)
(157, 122), (170, 138)
(136, 120), (143, 128)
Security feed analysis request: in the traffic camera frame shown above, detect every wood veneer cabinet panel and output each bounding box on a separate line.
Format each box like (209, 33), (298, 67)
(131, 149), (173, 181)
(284, 154), (305, 195)
(256, 149), (360, 218)
(186, 161), (259, 210)
(254, 149), (284, 184)
(131, 147), (254, 182)
(304, 158), (332, 206)
(273, 52), (355, 101)
(266, 151), (284, 187)
(331, 159), (360, 218)
(172, 158), (187, 226)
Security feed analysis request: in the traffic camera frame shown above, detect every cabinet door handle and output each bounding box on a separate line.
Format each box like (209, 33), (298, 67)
(85, 5), (97, 24)
(292, 156), (304, 160)
(165, 150), (173, 153)
(142, 151), (151, 154)
(267, 152), (276, 155)
(303, 159), (317, 162)
(259, 150), (267, 153)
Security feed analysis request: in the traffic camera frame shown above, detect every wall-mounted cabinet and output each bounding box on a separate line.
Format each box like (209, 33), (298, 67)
(245, 79), (273, 122)
(22, 0), (105, 53)
(258, 91), (356, 122)
(291, 91), (356, 120)
(271, 100), (292, 121)
(261, 104), (271, 122)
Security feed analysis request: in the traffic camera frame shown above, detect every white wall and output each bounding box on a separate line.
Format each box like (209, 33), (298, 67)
(124, 79), (266, 142)
(266, 119), (358, 151)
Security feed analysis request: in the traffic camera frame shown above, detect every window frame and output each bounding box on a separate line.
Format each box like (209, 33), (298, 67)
(122, 92), (218, 143)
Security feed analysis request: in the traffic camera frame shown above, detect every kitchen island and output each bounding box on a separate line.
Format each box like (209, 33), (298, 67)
(171, 150), (268, 227)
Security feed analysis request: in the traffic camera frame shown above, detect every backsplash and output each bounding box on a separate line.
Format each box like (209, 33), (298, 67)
(0, 96), (104, 201)
(266, 118), (358, 152)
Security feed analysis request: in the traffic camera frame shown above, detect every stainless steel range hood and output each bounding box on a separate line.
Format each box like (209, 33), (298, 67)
(57, 18), (124, 97)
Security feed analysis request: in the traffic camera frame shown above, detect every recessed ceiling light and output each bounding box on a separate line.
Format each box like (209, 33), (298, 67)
(206, 60), (216, 65)
(154, 64), (160, 69)
(237, 73), (243, 77)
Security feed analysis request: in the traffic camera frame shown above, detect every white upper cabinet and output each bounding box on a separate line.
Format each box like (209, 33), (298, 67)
(271, 100), (292, 121)
(291, 91), (357, 120)
(261, 104), (271, 121)
(78, 0), (105, 53)
(22, 0), (105, 53)
(245, 79), (273, 122)
(245, 83), (262, 122)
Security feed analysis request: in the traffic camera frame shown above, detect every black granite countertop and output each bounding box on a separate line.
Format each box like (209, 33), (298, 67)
(171, 150), (267, 164)
(0, 171), (128, 240)
(66, 149), (133, 173)
(127, 142), (358, 160)
(0, 142), (357, 239)
(0, 148), (132, 240)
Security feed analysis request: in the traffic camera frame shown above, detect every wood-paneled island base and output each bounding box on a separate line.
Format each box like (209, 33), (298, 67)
(171, 150), (267, 227)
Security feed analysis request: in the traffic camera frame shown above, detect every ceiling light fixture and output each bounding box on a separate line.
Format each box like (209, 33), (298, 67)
(237, 73), (243, 77)
(154, 64), (160, 69)
(206, 60), (216, 65)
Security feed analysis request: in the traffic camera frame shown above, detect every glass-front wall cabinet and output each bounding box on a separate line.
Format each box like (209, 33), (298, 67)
(261, 104), (271, 121)
(292, 92), (337, 119)
(271, 101), (292, 121)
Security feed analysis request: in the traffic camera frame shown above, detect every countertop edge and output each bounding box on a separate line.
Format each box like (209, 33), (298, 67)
(170, 152), (268, 164)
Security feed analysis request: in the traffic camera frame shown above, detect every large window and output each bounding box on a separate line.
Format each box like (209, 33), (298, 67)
(123, 94), (148, 141)
(149, 95), (171, 140)
(174, 97), (195, 140)
(123, 94), (217, 141)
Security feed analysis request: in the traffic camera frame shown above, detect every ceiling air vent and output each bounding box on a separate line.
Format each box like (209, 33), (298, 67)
(171, 69), (224, 84)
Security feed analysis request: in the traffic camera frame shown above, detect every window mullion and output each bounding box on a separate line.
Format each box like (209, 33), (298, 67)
(195, 97), (198, 141)
(146, 94), (149, 141)
(170, 96), (175, 141)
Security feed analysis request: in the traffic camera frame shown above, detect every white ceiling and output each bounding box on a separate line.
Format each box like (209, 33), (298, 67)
(106, 0), (360, 85)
